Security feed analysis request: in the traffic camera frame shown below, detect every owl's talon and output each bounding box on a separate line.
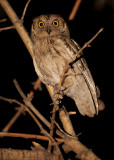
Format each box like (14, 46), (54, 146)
(53, 84), (64, 105)
(52, 91), (63, 105)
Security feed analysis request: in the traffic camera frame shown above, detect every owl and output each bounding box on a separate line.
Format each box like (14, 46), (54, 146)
(31, 14), (102, 117)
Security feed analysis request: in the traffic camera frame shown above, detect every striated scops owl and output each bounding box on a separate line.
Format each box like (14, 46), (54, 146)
(31, 14), (102, 117)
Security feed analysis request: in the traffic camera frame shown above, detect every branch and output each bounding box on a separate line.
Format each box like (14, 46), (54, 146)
(0, 95), (64, 159)
(32, 78), (42, 91)
(68, 0), (82, 20)
(0, 96), (25, 106)
(0, 18), (7, 23)
(48, 105), (57, 152)
(2, 106), (25, 132)
(0, 0), (58, 124)
(2, 78), (42, 133)
(59, 107), (76, 136)
(0, 0), (33, 58)
(0, 132), (64, 143)
(0, 25), (14, 32)
(62, 137), (101, 160)
(21, 0), (31, 21)
(26, 107), (64, 160)
(70, 28), (103, 63)
(57, 109), (101, 160)
(0, 0), (31, 32)
(0, 148), (59, 160)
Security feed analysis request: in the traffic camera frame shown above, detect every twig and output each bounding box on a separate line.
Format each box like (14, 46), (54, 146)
(48, 105), (57, 152)
(1, 80), (36, 132)
(21, 0), (31, 21)
(0, 18), (7, 23)
(2, 78), (42, 132)
(0, 96), (25, 106)
(0, 2), (55, 124)
(32, 78), (42, 91)
(0, 25), (14, 32)
(0, 96), (64, 144)
(0, 0), (33, 57)
(69, 28), (104, 64)
(13, 79), (51, 128)
(59, 28), (104, 91)
(13, 79), (27, 99)
(2, 106), (25, 132)
(26, 108), (64, 160)
(59, 107), (76, 136)
(0, 97), (64, 159)
(26, 108), (55, 144)
(54, 121), (77, 139)
(0, 0), (57, 125)
(68, 0), (82, 20)
(0, 132), (64, 143)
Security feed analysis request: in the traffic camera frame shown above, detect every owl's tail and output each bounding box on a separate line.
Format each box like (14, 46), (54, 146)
(64, 78), (98, 117)
(74, 98), (96, 117)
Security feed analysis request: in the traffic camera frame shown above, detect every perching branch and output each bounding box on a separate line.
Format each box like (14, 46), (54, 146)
(58, 109), (101, 160)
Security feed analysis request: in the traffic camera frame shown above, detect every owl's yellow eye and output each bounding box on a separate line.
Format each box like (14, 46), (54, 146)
(53, 20), (59, 27)
(38, 21), (44, 28)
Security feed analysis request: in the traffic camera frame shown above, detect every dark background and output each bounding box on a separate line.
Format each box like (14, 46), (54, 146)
(0, 0), (113, 159)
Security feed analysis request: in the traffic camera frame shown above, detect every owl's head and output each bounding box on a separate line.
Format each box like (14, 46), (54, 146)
(31, 14), (70, 40)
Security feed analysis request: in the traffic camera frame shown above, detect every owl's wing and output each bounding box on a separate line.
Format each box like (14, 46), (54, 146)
(71, 39), (99, 115)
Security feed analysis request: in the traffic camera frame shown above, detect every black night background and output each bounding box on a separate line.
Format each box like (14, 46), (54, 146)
(0, 0), (113, 159)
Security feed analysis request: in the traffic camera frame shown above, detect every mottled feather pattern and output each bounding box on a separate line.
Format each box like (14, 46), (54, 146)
(31, 14), (100, 117)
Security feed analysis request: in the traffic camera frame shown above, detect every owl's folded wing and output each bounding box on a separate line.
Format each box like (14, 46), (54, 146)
(71, 39), (99, 115)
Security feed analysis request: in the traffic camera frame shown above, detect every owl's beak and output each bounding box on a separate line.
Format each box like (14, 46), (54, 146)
(46, 26), (51, 34)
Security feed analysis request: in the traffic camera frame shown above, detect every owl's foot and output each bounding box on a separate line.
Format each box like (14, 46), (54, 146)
(52, 84), (65, 105)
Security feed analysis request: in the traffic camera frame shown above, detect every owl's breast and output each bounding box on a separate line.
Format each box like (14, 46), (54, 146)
(33, 38), (67, 86)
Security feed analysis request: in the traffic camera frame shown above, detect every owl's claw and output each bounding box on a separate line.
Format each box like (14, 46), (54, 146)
(52, 94), (61, 105)
(52, 84), (65, 105)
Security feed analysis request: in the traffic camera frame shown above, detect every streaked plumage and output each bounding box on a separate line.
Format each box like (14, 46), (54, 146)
(31, 14), (101, 117)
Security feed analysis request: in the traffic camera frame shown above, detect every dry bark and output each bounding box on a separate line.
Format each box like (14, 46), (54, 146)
(0, 148), (59, 160)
